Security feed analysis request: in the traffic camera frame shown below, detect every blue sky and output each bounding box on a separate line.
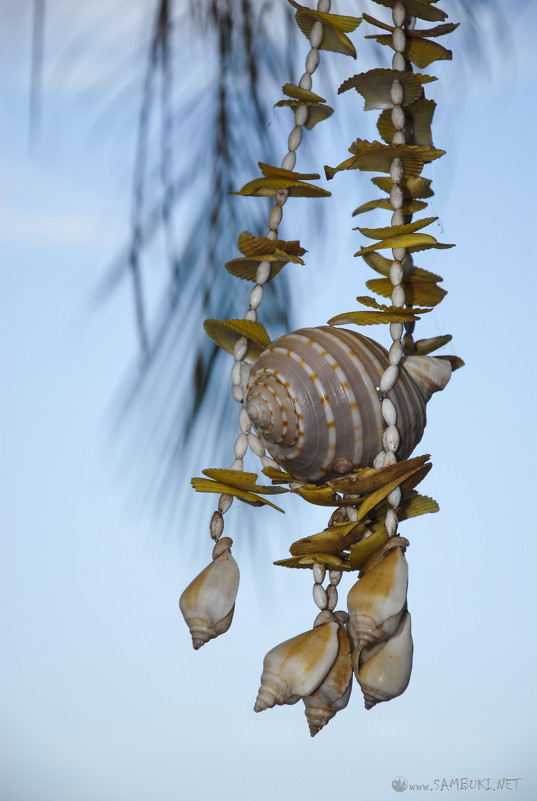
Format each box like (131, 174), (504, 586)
(2, 2), (537, 800)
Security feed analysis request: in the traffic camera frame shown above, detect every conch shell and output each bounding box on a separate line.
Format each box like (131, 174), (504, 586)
(347, 546), (408, 651)
(254, 621), (339, 712)
(179, 537), (239, 650)
(303, 623), (352, 737)
(355, 611), (413, 709)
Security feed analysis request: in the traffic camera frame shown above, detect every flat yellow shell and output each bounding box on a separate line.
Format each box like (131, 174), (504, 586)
(371, 174), (433, 198)
(370, 0), (447, 23)
(202, 469), (287, 495)
(366, 276), (447, 306)
(289, 521), (366, 556)
(289, 0), (361, 58)
(203, 318), (270, 364)
(354, 216), (437, 240)
(377, 98), (436, 147)
(414, 334), (452, 354)
(274, 554), (352, 570)
(339, 68), (424, 110)
(191, 477), (285, 512)
(352, 197), (428, 216)
(370, 33), (453, 68)
(327, 455), (431, 495)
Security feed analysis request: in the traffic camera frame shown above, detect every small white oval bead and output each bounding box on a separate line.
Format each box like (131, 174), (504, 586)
(380, 364), (399, 392)
(391, 209), (404, 227)
(256, 261), (271, 284)
(269, 203), (282, 230)
(313, 562), (326, 584)
(313, 582), (328, 610)
(247, 432), (265, 457)
(294, 105), (308, 127)
(326, 584), (338, 611)
(328, 569), (342, 587)
(392, 28), (406, 54)
(390, 321), (403, 340)
(393, 246), (406, 261)
(392, 284), (406, 306)
(233, 337), (248, 361)
(230, 458), (243, 471)
(385, 507), (399, 537)
(392, 52), (405, 71)
(314, 609), (335, 627)
(347, 506), (358, 522)
(238, 407), (251, 434)
(381, 397), (397, 426)
(299, 71), (312, 91)
(231, 359), (242, 387)
(288, 125), (302, 153)
(390, 260), (404, 285)
(318, 0), (330, 12)
(391, 130), (405, 145)
(391, 103), (406, 131)
(384, 451), (397, 467)
(276, 188), (288, 206)
(234, 432), (248, 459)
(281, 151), (296, 172)
(389, 339), (404, 365)
(383, 424), (401, 453)
(218, 494), (233, 514)
(388, 485), (402, 508)
(231, 384), (244, 402)
(309, 20), (323, 48)
(390, 184), (404, 209)
(265, 229), (277, 241)
(390, 157), (404, 184)
(392, 1), (406, 27)
(249, 283), (264, 310)
(210, 510), (224, 541)
(373, 450), (386, 469)
(390, 79), (404, 105)
(261, 455), (279, 469)
(306, 47), (320, 73)
(243, 309), (256, 322)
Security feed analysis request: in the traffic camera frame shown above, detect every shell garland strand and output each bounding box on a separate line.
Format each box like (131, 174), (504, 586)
(180, 0), (462, 736)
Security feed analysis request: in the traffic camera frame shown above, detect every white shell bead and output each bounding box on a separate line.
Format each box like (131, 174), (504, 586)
(249, 284), (264, 310)
(248, 432), (265, 457)
(390, 322), (403, 340)
(281, 151), (296, 172)
(390, 79), (404, 105)
(391, 131), (405, 145)
(381, 397), (397, 426)
(390, 260), (403, 285)
(390, 157), (404, 184)
(318, 0), (330, 12)
(306, 47), (320, 74)
(299, 72), (312, 91)
(380, 363), (399, 392)
(231, 360), (242, 387)
(388, 485), (402, 508)
(269, 203), (282, 230)
(309, 21), (323, 48)
(230, 458), (243, 471)
(392, 1), (406, 28)
(384, 451), (397, 466)
(373, 450), (386, 469)
(210, 510), (224, 541)
(393, 246), (406, 261)
(218, 494), (233, 514)
(294, 105), (308, 127)
(234, 434), (248, 458)
(391, 209), (404, 227)
(238, 407), (251, 434)
(329, 570), (342, 587)
(313, 583), (328, 610)
(243, 309), (256, 322)
(261, 455), (278, 469)
(385, 507), (398, 537)
(392, 285), (406, 306)
(389, 340), (404, 366)
(326, 584), (338, 611)
(231, 385), (243, 402)
(256, 261), (271, 284)
(347, 506), (359, 522)
(313, 563), (326, 584)
(390, 184), (404, 209)
(391, 105), (405, 131)
(392, 28), (406, 55)
(383, 424), (400, 453)
(234, 337), (248, 361)
(288, 125), (302, 153)
(392, 52), (405, 71)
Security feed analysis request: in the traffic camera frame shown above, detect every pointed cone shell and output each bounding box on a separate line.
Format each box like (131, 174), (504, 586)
(254, 621), (339, 713)
(179, 538), (239, 650)
(403, 355), (451, 403)
(303, 625), (353, 737)
(357, 611), (413, 709)
(347, 547), (408, 652)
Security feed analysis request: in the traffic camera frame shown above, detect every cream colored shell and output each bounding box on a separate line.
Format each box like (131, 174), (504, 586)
(179, 537), (239, 650)
(355, 611), (413, 709)
(303, 624), (352, 737)
(245, 326), (450, 482)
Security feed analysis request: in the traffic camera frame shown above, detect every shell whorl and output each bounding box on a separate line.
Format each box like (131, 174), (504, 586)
(245, 326), (429, 483)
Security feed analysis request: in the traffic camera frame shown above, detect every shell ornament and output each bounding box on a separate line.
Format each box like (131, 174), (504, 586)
(181, 0), (462, 737)
(246, 326), (450, 483)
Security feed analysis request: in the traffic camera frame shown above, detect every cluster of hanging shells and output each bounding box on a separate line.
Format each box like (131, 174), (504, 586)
(179, 0), (460, 736)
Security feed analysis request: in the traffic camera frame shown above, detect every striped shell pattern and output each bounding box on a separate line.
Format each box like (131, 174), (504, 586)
(245, 326), (450, 483)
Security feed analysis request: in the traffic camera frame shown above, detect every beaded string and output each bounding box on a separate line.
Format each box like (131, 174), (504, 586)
(373, 0), (414, 539)
(210, 0), (332, 545)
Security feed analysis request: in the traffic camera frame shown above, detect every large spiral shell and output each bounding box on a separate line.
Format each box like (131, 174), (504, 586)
(245, 326), (449, 482)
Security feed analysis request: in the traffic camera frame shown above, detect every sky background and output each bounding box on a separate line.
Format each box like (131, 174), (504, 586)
(2, 1), (537, 800)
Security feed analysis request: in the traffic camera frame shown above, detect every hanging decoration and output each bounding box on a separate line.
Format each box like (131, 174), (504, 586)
(179, 0), (462, 736)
